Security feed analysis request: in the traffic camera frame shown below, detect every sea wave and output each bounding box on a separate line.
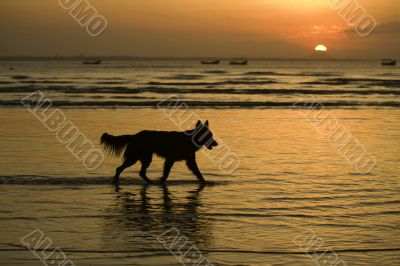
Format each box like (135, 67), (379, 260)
(5, 243), (400, 255)
(2, 99), (400, 108)
(303, 78), (400, 87)
(245, 71), (342, 77)
(95, 81), (128, 85)
(147, 80), (277, 86)
(11, 75), (30, 80)
(18, 80), (75, 84)
(203, 70), (227, 74)
(1, 85), (399, 96)
(160, 74), (205, 80)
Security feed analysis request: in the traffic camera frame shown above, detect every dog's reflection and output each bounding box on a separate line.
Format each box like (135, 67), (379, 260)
(102, 184), (213, 250)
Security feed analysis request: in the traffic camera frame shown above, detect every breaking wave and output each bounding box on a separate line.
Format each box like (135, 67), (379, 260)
(2, 99), (400, 108)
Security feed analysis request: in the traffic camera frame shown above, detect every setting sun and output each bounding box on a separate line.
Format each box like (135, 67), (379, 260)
(315, 44), (328, 52)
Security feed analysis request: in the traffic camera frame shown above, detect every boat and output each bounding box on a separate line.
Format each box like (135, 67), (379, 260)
(201, 59), (220, 65)
(230, 59), (248, 65)
(82, 59), (102, 65)
(381, 59), (396, 66)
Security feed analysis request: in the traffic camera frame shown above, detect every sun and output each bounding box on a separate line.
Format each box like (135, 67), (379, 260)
(315, 44), (328, 52)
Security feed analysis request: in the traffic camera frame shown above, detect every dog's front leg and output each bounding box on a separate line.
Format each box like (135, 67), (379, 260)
(160, 159), (174, 183)
(186, 158), (206, 184)
(139, 154), (153, 184)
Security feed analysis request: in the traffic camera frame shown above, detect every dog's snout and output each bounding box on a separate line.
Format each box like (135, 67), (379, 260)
(206, 139), (218, 150)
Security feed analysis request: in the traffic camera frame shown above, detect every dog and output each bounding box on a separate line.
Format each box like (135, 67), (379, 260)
(101, 120), (218, 185)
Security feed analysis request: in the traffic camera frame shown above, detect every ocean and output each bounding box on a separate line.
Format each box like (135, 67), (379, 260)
(1, 60), (400, 108)
(0, 60), (399, 265)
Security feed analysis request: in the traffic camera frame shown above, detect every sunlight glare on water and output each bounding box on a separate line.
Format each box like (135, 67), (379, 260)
(0, 108), (399, 265)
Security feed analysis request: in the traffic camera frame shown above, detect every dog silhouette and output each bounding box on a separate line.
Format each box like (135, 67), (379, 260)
(101, 120), (218, 185)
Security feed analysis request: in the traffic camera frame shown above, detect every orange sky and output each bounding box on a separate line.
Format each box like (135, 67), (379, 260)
(0, 0), (398, 58)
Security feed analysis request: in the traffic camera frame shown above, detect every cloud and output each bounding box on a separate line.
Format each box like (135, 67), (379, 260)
(343, 21), (400, 35)
(374, 21), (400, 34)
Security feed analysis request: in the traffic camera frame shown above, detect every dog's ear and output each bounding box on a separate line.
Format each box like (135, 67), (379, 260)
(196, 120), (202, 128)
(205, 120), (209, 127)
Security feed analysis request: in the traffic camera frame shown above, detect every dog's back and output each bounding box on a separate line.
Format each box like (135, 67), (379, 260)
(127, 130), (199, 161)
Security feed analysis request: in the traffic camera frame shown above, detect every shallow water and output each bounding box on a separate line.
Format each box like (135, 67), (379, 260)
(0, 108), (399, 265)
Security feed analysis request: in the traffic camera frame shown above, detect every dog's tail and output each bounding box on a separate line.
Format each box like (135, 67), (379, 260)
(100, 133), (135, 157)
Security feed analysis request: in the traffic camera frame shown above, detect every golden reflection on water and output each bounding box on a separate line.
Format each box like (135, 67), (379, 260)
(0, 108), (399, 265)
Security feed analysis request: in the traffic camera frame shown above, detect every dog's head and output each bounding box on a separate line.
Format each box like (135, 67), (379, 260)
(192, 120), (218, 150)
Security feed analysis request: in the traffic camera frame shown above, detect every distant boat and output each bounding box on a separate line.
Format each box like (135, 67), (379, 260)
(201, 59), (220, 65)
(381, 59), (396, 66)
(230, 59), (248, 65)
(82, 59), (102, 65)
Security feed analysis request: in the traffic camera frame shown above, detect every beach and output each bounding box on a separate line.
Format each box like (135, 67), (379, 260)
(0, 60), (400, 265)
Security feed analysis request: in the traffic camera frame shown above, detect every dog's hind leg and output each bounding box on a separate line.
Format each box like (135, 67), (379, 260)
(160, 159), (175, 183)
(113, 159), (138, 185)
(139, 153), (153, 184)
(186, 158), (206, 184)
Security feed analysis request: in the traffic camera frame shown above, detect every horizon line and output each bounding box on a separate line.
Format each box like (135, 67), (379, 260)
(0, 55), (387, 61)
